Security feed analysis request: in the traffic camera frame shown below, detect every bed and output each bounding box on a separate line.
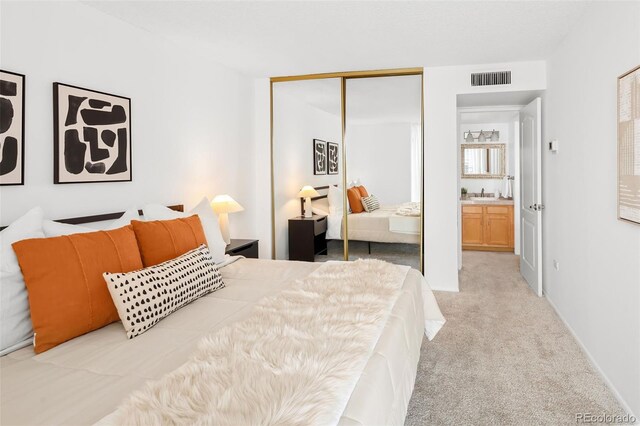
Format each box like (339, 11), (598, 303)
(0, 207), (444, 425)
(312, 186), (421, 244)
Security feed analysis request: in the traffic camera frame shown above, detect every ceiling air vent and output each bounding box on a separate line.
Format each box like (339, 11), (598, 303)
(471, 71), (511, 87)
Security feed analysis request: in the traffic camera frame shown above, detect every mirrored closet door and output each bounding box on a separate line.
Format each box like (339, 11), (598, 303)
(271, 70), (423, 271)
(344, 75), (423, 269)
(271, 78), (344, 261)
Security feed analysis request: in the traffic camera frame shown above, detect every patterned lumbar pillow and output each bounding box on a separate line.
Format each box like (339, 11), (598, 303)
(361, 195), (380, 212)
(103, 245), (224, 339)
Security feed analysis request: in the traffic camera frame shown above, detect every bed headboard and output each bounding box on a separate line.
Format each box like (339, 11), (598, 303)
(0, 204), (184, 231)
(311, 185), (337, 201)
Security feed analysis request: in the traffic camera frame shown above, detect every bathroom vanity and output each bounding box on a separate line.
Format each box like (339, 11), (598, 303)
(461, 199), (514, 252)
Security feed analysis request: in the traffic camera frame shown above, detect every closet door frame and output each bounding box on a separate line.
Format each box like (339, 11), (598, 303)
(270, 68), (425, 272)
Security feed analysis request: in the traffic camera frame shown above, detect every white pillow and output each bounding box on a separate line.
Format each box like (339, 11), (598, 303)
(0, 207), (44, 355)
(143, 198), (226, 264)
(327, 185), (343, 214)
(311, 197), (330, 216)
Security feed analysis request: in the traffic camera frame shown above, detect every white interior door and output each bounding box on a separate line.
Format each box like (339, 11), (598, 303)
(519, 98), (543, 296)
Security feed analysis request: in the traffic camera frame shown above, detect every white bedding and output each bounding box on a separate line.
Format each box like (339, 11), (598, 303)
(326, 204), (421, 244)
(0, 258), (444, 426)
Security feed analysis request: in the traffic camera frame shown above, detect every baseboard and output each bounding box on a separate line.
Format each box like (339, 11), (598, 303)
(544, 292), (637, 419)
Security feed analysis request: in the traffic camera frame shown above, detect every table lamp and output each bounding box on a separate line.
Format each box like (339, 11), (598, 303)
(211, 195), (244, 245)
(298, 186), (320, 218)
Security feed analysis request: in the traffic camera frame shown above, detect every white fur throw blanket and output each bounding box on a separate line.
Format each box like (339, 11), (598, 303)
(113, 259), (409, 425)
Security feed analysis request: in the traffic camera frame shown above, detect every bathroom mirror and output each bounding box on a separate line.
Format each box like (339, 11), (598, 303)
(461, 144), (505, 178)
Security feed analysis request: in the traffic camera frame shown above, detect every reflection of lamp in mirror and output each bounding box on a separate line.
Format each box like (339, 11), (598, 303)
(490, 129), (499, 141)
(478, 130), (486, 142)
(211, 195), (244, 245)
(465, 130), (474, 142)
(298, 185), (320, 218)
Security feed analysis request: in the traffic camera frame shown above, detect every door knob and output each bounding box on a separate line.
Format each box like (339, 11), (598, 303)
(530, 204), (545, 211)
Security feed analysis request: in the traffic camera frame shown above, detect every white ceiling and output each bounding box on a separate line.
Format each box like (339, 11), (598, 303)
(82, 1), (588, 77)
(273, 75), (421, 124)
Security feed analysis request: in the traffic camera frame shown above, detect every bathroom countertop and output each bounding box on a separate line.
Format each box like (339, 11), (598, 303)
(460, 198), (514, 205)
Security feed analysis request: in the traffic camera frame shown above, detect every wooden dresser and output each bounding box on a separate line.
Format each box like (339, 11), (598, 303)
(462, 203), (514, 252)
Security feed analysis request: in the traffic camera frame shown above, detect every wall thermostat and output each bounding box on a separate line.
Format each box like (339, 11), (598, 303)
(549, 139), (558, 153)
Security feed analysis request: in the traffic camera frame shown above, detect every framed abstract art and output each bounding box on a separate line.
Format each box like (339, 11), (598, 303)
(0, 70), (25, 186)
(313, 139), (326, 175)
(53, 82), (132, 184)
(618, 65), (640, 224)
(327, 142), (339, 175)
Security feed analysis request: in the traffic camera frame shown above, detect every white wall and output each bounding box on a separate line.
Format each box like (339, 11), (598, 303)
(347, 122), (414, 204)
(424, 60), (547, 291)
(543, 2), (640, 417)
(272, 84), (341, 259)
(0, 1), (256, 240)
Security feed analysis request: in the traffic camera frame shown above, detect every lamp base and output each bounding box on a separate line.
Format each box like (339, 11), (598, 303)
(304, 197), (312, 218)
(219, 213), (231, 245)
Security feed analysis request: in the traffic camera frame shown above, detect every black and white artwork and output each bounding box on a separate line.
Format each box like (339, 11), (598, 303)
(313, 139), (327, 175)
(327, 142), (339, 175)
(0, 70), (25, 185)
(53, 83), (131, 184)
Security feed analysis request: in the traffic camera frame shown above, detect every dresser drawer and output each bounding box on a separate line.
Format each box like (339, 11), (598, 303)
(314, 216), (328, 236)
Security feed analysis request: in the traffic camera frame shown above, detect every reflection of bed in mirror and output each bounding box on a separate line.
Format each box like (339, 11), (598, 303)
(311, 185), (420, 244)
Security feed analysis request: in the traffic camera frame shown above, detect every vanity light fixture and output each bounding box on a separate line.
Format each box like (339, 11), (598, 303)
(465, 131), (475, 142)
(478, 130), (486, 142)
(490, 129), (499, 141)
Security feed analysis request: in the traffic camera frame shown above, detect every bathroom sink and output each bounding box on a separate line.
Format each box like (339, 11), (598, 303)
(469, 197), (499, 201)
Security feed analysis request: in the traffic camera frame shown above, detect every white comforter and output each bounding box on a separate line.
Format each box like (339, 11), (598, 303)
(1, 258), (445, 426)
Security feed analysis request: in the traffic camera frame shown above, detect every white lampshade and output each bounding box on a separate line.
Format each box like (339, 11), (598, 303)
(211, 194), (244, 214)
(298, 186), (320, 198)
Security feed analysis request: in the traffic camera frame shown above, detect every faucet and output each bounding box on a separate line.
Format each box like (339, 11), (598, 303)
(481, 188), (485, 197)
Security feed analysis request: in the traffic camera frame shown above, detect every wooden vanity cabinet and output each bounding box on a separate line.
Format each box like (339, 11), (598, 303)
(462, 204), (514, 251)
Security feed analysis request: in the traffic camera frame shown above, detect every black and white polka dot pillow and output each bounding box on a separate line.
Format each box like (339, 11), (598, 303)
(103, 245), (224, 339)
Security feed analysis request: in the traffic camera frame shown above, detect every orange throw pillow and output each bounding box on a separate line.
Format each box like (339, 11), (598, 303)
(12, 226), (143, 353)
(347, 187), (364, 213)
(131, 215), (207, 267)
(356, 185), (369, 198)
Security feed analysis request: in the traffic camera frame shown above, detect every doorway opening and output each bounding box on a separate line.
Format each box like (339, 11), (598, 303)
(456, 90), (544, 295)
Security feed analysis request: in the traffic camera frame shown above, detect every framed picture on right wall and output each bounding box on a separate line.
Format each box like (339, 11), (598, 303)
(617, 65), (640, 225)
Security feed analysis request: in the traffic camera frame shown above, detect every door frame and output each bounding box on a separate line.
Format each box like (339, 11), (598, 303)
(456, 105), (523, 268)
(269, 68), (425, 272)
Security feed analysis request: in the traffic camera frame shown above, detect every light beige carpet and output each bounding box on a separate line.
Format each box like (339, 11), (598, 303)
(405, 251), (627, 425)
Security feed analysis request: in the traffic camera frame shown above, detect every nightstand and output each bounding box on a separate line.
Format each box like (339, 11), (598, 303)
(288, 215), (327, 262)
(225, 239), (259, 259)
